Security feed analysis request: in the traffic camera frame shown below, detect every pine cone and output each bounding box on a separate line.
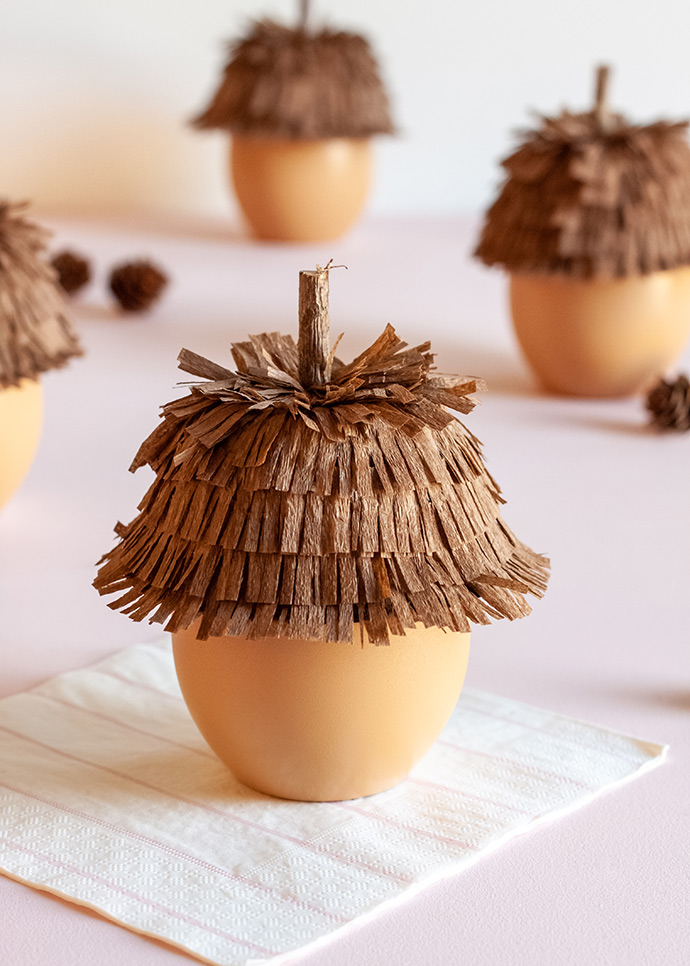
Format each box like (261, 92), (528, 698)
(109, 259), (168, 312)
(51, 250), (91, 295)
(646, 375), (690, 432)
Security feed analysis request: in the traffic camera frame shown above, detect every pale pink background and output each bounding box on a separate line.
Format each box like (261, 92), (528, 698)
(1, 215), (687, 965)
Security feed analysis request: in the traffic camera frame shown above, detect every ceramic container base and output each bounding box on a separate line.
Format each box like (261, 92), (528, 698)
(510, 268), (690, 396)
(173, 624), (471, 802)
(0, 378), (43, 508)
(230, 137), (372, 243)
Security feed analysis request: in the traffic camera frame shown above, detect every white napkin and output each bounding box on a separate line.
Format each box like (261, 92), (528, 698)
(0, 640), (666, 965)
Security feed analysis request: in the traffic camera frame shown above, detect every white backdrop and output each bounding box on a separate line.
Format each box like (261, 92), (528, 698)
(2, 0), (690, 220)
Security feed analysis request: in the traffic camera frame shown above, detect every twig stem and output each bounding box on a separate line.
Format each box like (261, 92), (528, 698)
(299, 0), (311, 30)
(298, 266), (331, 387)
(594, 64), (610, 128)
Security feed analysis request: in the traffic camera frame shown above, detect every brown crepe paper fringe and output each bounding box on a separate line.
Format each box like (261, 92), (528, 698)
(192, 18), (394, 140)
(0, 202), (82, 390)
(95, 279), (549, 645)
(475, 67), (690, 279)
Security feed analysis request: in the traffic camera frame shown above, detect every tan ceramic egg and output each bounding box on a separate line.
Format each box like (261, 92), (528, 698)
(0, 379), (43, 508)
(509, 269), (690, 397)
(173, 623), (470, 802)
(230, 137), (372, 243)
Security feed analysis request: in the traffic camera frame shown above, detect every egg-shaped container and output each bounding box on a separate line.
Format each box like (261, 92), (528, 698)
(475, 67), (690, 397)
(0, 379), (43, 507)
(0, 202), (82, 508)
(95, 266), (549, 802)
(191, 6), (394, 242)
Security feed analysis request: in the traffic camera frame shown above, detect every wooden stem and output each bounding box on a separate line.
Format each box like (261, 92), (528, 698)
(298, 268), (330, 387)
(299, 0), (311, 30)
(594, 64), (610, 128)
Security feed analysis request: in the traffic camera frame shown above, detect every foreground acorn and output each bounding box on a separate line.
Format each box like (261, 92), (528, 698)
(95, 266), (549, 801)
(192, 1), (394, 242)
(0, 202), (82, 507)
(475, 67), (690, 397)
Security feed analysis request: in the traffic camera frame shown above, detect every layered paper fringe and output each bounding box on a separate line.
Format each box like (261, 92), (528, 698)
(192, 19), (394, 140)
(475, 111), (690, 278)
(95, 328), (549, 644)
(0, 202), (82, 389)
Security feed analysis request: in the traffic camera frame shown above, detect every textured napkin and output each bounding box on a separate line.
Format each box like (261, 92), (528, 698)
(0, 641), (665, 966)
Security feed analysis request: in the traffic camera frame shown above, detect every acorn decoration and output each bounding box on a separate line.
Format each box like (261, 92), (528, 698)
(109, 259), (168, 313)
(646, 374), (690, 431)
(95, 265), (549, 801)
(475, 66), (690, 397)
(0, 201), (82, 507)
(192, 0), (394, 242)
(51, 250), (91, 296)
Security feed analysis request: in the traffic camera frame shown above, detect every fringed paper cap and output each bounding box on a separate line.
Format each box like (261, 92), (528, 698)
(475, 67), (690, 279)
(191, 13), (394, 140)
(0, 202), (82, 390)
(95, 266), (549, 644)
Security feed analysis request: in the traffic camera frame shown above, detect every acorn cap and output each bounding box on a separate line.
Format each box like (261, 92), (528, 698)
(0, 202), (82, 390)
(95, 266), (549, 645)
(475, 66), (690, 279)
(191, 17), (394, 140)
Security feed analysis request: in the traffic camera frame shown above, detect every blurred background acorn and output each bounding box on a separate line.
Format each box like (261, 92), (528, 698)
(0, 202), (82, 507)
(191, 0), (394, 242)
(475, 66), (690, 398)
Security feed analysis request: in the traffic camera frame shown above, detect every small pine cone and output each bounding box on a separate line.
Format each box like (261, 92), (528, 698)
(646, 374), (690, 432)
(51, 250), (91, 295)
(109, 259), (168, 312)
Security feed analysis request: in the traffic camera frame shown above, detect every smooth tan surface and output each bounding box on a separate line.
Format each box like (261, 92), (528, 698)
(0, 378), (43, 508)
(172, 624), (471, 802)
(230, 137), (372, 242)
(510, 268), (690, 396)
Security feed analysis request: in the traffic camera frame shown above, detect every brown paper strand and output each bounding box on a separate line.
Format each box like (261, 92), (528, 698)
(95, 272), (549, 645)
(191, 18), (394, 140)
(475, 67), (690, 279)
(0, 202), (82, 389)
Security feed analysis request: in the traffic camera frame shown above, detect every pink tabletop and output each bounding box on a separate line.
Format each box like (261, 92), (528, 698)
(1, 215), (687, 965)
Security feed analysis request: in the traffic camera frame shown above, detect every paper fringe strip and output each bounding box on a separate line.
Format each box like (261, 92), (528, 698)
(192, 19), (394, 140)
(0, 202), (82, 389)
(95, 327), (549, 645)
(475, 111), (690, 278)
